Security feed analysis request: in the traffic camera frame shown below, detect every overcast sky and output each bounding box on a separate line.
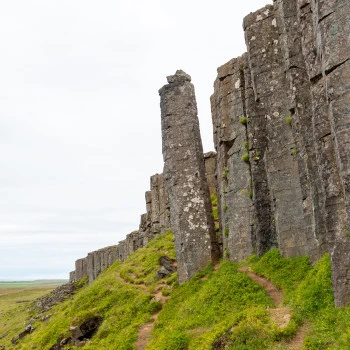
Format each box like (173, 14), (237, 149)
(0, 0), (271, 280)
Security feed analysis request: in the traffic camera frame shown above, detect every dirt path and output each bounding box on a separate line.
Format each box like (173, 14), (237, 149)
(238, 266), (308, 349)
(116, 273), (169, 350)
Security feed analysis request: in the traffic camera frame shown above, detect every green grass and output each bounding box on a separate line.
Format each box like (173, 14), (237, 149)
(0, 280), (67, 289)
(7, 235), (350, 349)
(146, 262), (276, 350)
(239, 117), (248, 125)
(13, 231), (177, 350)
(249, 249), (350, 349)
(0, 286), (57, 348)
(241, 153), (250, 162)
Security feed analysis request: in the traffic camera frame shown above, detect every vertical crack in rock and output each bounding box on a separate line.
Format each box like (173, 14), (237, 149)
(159, 70), (220, 283)
(211, 56), (255, 261)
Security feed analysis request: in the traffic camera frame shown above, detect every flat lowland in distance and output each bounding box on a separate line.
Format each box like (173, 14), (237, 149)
(0, 280), (67, 289)
(0, 280), (66, 347)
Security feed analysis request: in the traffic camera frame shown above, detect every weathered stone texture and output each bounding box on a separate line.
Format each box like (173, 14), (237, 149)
(75, 258), (87, 281)
(86, 245), (119, 284)
(210, 0), (350, 306)
(245, 5), (313, 258)
(211, 57), (255, 261)
(67, 0), (350, 306)
(69, 271), (76, 283)
(160, 70), (220, 283)
(204, 152), (217, 196)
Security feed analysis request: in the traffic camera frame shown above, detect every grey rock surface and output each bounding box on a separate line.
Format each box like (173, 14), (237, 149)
(209, 0), (350, 306)
(160, 70), (220, 283)
(211, 56), (255, 261)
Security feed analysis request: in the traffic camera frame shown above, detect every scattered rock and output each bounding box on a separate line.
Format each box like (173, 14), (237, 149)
(156, 256), (177, 280)
(11, 324), (35, 344)
(50, 316), (101, 349)
(156, 266), (171, 279)
(34, 282), (79, 313)
(41, 314), (52, 322)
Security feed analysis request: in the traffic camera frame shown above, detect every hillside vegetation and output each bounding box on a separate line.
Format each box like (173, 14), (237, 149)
(4, 232), (350, 349)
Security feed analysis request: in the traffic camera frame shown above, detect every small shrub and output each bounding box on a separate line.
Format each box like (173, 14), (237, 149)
(241, 153), (250, 162)
(222, 168), (229, 178)
(239, 117), (248, 125)
(291, 147), (297, 156)
(286, 115), (292, 125)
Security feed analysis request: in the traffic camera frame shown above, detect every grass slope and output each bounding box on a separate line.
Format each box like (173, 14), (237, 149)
(15, 231), (176, 350)
(0, 286), (57, 348)
(250, 249), (350, 349)
(6, 233), (350, 349)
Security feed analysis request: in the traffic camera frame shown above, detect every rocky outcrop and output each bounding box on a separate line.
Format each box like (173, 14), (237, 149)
(211, 56), (256, 262)
(67, 0), (350, 307)
(75, 258), (87, 282)
(34, 282), (81, 313)
(159, 70), (220, 283)
(69, 156), (217, 285)
(210, 0), (350, 306)
(86, 245), (119, 284)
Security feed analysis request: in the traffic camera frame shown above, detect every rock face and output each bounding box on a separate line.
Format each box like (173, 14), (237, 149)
(211, 0), (350, 306)
(159, 70), (220, 283)
(69, 157), (217, 285)
(67, 0), (350, 307)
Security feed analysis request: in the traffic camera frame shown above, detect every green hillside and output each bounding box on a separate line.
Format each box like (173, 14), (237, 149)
(4, 231), (350, 349)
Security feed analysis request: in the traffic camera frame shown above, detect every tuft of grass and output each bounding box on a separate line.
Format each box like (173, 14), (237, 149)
(212, 207), (218, 221)
(210, 193), (218, 207)
(241, 153), (250, 162)
(222, 168), (229, 179)
(291, 147), (297, 156)
(244, 141), (249, 152)
(239, 117), (248, 125)
(224, 227), (229, 237)
(285, 115), (292, 125)
(223, 204), (228, 211)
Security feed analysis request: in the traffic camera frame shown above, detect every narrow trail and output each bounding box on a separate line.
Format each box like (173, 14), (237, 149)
(115, 273), (169, 350)
(135, 285), (169, 350)
(239, 266), (308, 350)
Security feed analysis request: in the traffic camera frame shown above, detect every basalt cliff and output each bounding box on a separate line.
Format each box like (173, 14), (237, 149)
(70, 0), (350, 307)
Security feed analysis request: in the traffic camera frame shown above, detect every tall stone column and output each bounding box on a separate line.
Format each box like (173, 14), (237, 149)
(159, 70), (220, 283)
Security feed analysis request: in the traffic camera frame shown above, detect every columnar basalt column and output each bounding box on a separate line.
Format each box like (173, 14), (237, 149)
(159, 70), (220, 283)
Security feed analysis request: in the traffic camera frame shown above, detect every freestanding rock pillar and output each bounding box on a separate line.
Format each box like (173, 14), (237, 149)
(159, 70), (220, 283)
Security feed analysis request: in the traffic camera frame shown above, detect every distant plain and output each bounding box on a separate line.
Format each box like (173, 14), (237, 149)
(0, 280), (66, 348)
